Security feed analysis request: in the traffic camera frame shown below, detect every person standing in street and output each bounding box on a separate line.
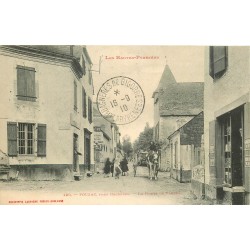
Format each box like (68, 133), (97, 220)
(110, 158), (115, 177)
(121, 156), (129, 176)
(114, 151), (122, 179)
(103, 158), (111, 177)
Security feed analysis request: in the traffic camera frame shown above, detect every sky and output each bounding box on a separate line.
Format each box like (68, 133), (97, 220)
(87, 46), (204, 143)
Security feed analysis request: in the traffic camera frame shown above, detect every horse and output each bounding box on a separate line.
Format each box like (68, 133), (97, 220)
(147, 151), (159, 180)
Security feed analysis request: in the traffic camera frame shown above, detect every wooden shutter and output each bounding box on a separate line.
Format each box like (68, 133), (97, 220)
(82, 56), (86, 75)
(209, 46), (227, 79)
(209, 120), (216, 184)
(214, 46), (227, 76)
(17, 66), (27, 100)
(88, 97), (92, 123)
(209, 120), (223, 185)
(26, 68), (36, 101)
(17, 66), (36, 101)
(7, 122), (17, 156)
(37, 124), (46, 156)
(89, 98), (92, 123)
(82, 87), (87, 117)
(74, 81), (77, 111)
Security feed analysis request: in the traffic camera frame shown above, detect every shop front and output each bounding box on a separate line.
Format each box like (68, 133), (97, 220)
(210, 101), (250, 205)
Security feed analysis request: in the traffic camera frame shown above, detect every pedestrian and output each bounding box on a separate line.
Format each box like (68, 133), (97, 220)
(103, 158), (111, 178)
(115, 164), (122, 179)
(120, 156), (129, 176)
(110, 158), (115, 177)
(114, 151), (122, 179)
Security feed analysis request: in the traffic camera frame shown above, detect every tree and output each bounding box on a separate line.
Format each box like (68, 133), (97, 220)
(133, 123), (153, 153)
(121, 135), (133, 158)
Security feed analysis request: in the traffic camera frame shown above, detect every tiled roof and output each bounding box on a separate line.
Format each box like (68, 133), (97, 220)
(153, 64), (204, 116)
(159, 82), (204, 116)
(20, 45), (91, 62)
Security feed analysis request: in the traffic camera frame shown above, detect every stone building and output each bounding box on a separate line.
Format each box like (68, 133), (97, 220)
(204, 46), (250, 204)
(168, 112), (204, 183)
(152, 64), (204, 171)
(0, 45), (94, 180)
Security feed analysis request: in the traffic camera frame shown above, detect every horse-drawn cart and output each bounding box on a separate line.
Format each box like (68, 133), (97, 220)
(133, 150), (159, 180)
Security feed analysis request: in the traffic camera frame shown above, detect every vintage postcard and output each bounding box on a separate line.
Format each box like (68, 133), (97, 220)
(0, 45), (248, 205)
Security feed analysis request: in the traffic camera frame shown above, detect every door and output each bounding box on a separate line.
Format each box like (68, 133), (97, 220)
(231, 107), (244, 187)
(73, 133), (79, 172)
(84, 129), (91, 171)
(221, 106), (244, 187)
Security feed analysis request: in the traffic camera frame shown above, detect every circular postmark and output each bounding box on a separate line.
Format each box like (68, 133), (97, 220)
(97, 76), (145, 125)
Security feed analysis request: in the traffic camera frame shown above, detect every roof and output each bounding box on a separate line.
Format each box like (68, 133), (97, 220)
(168, 111), (204, 139)
(21, 45), (91, 62)
(159, 81), (204, 116)
(153, 64), (204, 116)
(152, 64), (177, 97)
(0, 45), (85, 78)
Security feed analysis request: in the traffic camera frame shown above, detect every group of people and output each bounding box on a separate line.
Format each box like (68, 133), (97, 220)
(103, 153), (129, 179)
(103, 141), (159, 179)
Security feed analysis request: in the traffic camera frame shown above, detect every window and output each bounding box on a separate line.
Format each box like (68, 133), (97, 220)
(7, 122), (46, 157)
(74, 81), (77, 111)
(17, 65), (36, 101)
(82, 87), (87, 117)
(209, 46), (228, 79)
(88, 97), (92, 123)
(18, 123), (34, 155)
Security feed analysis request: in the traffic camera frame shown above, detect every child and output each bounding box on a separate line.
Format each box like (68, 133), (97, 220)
(115, 165), (122, 179)
(114, 151), (122, 179)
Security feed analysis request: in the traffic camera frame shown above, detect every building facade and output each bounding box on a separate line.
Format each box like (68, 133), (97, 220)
(0, 45), (94, 180)
(168, 112), (204, 183)
(152, 64), (204, 171)
(93, 103), (121, 173)
(204, 46), (250, 204)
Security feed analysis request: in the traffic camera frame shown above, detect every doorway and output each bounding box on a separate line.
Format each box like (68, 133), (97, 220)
(221, 106), (244, 187)
(73, 133), (79, 172)
(84, 129), (91, 171)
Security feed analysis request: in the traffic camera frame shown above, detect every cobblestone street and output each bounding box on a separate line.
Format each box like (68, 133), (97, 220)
(0, 163), (212, 205)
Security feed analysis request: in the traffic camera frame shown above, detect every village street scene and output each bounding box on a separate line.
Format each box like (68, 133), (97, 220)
(0, 45), (249, 205)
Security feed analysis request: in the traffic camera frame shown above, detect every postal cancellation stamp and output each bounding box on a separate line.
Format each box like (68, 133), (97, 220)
(97, 76), (145, 125)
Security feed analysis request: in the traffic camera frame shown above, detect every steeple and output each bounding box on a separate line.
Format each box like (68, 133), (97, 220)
(159, 64), (177, 85)
(152, 64), (176, 98)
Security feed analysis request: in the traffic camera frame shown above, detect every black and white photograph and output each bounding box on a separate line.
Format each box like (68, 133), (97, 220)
(0, 45), (249, 205)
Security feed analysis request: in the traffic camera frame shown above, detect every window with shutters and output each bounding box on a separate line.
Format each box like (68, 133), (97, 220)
(209, 46), (228, 79)
(7, 122), (46, 157)
(74, 81), (77, 111)
(16, 65), (36, 101)
(18, 123), (35, 155)
(82, 87), (87, 118)
(88, 97), (92, 123)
